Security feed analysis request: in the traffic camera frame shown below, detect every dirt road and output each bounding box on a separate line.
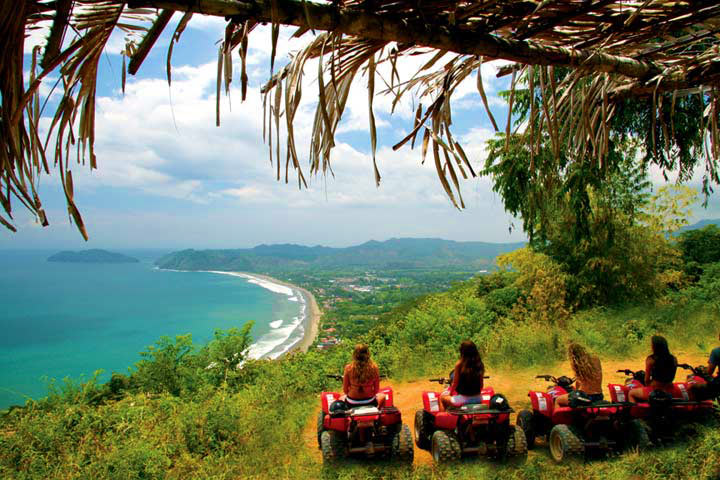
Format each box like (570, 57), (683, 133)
(303, 350), (709, 466)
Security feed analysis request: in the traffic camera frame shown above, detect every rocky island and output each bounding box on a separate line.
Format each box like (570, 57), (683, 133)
(47, 249), (139, 264)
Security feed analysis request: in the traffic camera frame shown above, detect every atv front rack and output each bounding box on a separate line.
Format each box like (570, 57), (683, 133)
(329, 406), (400, 418)
(446, 407), (514, 415)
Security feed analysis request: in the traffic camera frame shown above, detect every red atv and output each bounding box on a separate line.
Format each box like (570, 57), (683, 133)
(316, 374), (413, 463)
(413, 376), (527, 463)
(607, 364), (717, 444)
(516, 374), (633, 462)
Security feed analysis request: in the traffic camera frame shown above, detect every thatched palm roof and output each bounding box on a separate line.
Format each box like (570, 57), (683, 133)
(2, 0), (720, 237)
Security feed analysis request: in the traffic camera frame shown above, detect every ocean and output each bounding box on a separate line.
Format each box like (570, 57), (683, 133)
(0, 250), (307, 409)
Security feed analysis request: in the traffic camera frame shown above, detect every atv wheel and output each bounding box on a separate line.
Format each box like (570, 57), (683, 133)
(516, 409), (536, 449)
(392, 424), (414, 463)
(414, 410), (432, 450)
(626, 419), (652, 451)
(431, 430), (461, 463)
(548, 424), (584, 463)
(505, 426), (528, 457)
(316, 412), (325, 449)
(320, 430), (346, 463)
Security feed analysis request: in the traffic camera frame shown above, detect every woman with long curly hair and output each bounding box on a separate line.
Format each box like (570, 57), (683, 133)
(342, 344), (385, 407)
(555, 342), (603, 407)
(629, 335), (677, 403)
(440, 340), (486, 411)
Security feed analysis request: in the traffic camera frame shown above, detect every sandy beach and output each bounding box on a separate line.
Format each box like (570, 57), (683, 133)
(242, 272), (322, 354)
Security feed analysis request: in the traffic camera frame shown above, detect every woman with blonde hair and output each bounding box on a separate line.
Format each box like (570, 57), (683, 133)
(342, 344), (385, 407)
(555, 342), (604, 407)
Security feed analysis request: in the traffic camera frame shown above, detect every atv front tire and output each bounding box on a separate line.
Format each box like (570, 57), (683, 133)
(548, 424), (584, 463)
(320, 430), (346, 463)
(431, 430), (461, 463)
(516, 409), (536, 449)
(392, 424), (414, 462)
(414, 409), (431, 450)
(627, 419), (652, 451)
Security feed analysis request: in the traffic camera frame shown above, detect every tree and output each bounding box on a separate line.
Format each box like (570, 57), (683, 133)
(496, 248), (570, 326)
(203, 324), (254, 385)
(133, 334), (194, 395)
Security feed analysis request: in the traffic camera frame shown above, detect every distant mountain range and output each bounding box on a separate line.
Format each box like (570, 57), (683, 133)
(678, 218), (720, 233)
(155, 238), (527, 272)
(48, 249), (139, 264)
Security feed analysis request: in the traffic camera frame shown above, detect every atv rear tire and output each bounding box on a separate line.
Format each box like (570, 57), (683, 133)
(505, 426), (528, 457)
(516, 409), (536, 449)
(392, 424), (414, 462)
(548, 424), (584, 463)
(414, 410), (431, 450)
(316, 412), (325, 449)
(627, 419), (652, 451)
(320, 430), (346, 463)
(431, 430), (461, 463)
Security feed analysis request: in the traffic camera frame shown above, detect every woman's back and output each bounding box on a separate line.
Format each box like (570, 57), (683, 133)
(453, 361), (483, 396)
(343, 363), (379, 399)
(649, 353), (677, 384)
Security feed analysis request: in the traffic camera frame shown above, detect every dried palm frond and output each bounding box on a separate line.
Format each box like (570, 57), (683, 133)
(3, 0), (720, 238)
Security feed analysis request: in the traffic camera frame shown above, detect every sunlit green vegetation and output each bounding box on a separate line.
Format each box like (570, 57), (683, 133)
(2, 185), (720, 479)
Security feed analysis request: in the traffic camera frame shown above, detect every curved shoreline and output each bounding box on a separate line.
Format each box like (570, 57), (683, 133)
(238, 272), (321, 355)
(157, 268), (322, 357)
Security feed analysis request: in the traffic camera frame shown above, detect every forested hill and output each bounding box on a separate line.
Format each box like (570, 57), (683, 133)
(154, 238), (526, 272)
(678, 218), (720, 233)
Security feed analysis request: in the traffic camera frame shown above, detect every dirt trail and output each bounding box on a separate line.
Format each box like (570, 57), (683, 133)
(302, 349), (709, 466)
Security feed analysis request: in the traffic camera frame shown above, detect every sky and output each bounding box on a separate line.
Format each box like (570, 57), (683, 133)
(3, 14), (719, 250)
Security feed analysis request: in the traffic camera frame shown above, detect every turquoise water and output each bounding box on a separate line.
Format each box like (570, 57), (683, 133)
(0, 250), (302, 408)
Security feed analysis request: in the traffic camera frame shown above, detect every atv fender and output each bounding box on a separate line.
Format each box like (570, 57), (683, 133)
(321, 392), (341, 414)
(607, 383), (629, 403)
(434, 412), (459, 430)
(529, 391), (554, 418)
(380, 387), (395, 407)
(423, 391), (442, 413)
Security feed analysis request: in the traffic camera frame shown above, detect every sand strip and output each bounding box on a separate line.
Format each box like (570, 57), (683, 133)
(238, 272), (322, 354)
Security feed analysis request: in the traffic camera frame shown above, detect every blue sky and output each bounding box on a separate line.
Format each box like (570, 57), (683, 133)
(3, 14), (718, 250)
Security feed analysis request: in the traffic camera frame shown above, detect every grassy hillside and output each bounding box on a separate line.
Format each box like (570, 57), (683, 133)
(155, 238), (526, 272)
(1, 255), (719, 479)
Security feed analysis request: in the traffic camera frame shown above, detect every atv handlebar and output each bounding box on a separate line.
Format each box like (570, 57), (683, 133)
(678, 363), (707, 377)
(536, 374), (575, 386)
(616, 369), (635, 375)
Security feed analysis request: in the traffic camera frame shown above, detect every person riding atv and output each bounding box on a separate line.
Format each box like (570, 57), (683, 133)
(688, 331), (720, 400)
(439, 340), (485, 411)
(340, 344), (385, 408)
(629, 336), (678, 403)
(554, 342), (604, 408)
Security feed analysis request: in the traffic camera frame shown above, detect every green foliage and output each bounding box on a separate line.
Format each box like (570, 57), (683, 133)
(2, 263), (719, 478)
(497, 248), (570, 324)
(132, 335), (195, 396)
(201, 324), (254, 386)
(678, 224), (720, 266)
(642, 185), (697, 235)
